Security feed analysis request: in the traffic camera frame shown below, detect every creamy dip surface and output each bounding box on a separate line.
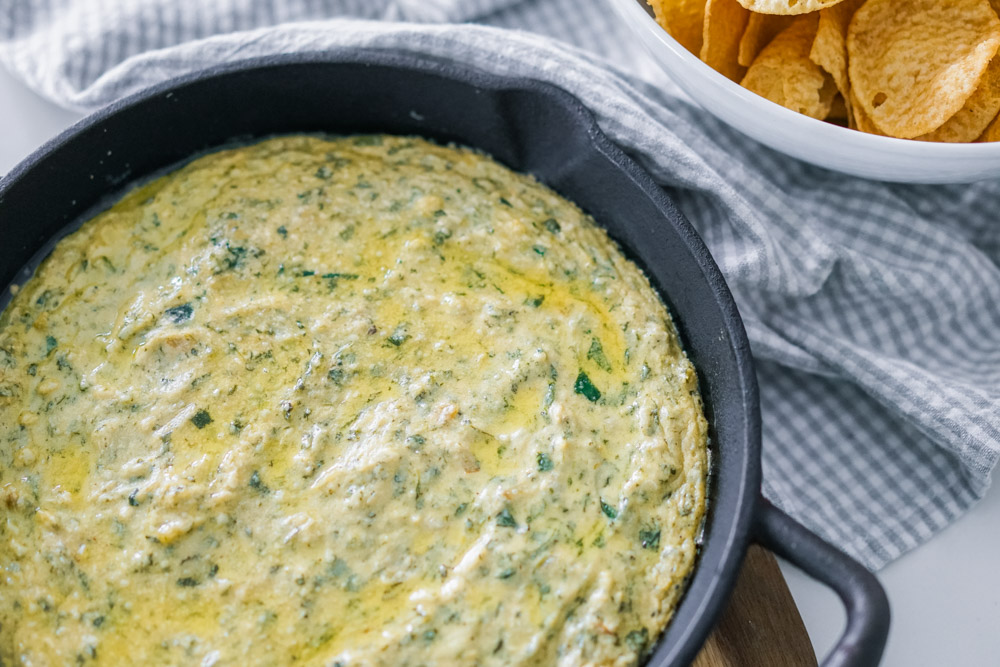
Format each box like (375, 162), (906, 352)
(0, 135), (708, 667)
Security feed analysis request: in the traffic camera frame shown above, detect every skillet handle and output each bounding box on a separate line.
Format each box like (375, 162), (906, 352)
(753, 497), (890, 667)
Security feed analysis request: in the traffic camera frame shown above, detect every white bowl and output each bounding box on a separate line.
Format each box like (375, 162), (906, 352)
(608, 0), (1000, 183)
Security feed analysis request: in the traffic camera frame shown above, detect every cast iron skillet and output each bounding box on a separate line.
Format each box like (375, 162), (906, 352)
(0, 51), (890, 666)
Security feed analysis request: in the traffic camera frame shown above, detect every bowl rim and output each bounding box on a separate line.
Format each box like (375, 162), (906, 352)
(614, 0), (1000, 156)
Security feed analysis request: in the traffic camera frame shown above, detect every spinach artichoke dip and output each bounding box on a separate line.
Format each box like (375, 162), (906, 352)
(0, 135), (708, 666)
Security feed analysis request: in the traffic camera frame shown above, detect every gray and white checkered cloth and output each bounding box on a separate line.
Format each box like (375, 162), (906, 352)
(2, 0), (999, 570)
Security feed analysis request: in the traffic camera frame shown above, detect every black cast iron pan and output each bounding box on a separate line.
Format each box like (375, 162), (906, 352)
(0, 51), (889, 666)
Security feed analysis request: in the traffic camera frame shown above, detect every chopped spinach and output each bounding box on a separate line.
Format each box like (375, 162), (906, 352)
(35, 290), (53, 308)
(387, 324), (409, 347)
(639, 527), (661, 550)
(543, 382), (556, 408)
(218, 243), (252, 272)
(625, 627), (649, 653)
(323, 273), (359, 290)
(190, 409), (213, 429)
(573, 371), (601, 402)
(163, 303), (193, 324)
(524, 295), (545, 308)
(496, 507), (517, 528)
(249, 470), (270, 494)
(587, 337), (611, 371)
(600, 499), (618, 519)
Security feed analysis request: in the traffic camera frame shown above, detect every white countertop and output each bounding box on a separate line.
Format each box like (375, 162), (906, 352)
(2, 65), (998, 666)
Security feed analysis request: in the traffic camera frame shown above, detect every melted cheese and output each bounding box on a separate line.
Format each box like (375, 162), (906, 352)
(0, 135), (708, 667)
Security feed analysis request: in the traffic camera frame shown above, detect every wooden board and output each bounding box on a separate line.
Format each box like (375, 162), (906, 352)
(692, 545), (818, 667)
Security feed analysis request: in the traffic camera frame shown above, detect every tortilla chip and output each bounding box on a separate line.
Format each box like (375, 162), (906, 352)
(809, 0), (865, 98)
(848, 90), (885, 135)
(701, 0), (751, 81)
(847, 0), (1000, 139)
(735, 0), (847, 15)
(740, 14), (838, 119)
(916, 56), (1000, 142)
(738, 13), (794, 67)
(648, 0), (707, 55)
(976, 111), (1000, 142)
(827, 93), (849, 125)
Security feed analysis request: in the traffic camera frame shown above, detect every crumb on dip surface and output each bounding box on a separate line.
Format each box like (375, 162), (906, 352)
(0, 135), (708, 666)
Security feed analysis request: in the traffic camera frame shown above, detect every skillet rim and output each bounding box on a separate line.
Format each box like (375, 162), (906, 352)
(0, 50), (763, 667)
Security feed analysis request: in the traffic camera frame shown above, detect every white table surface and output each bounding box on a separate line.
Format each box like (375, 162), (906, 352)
(2, 64), (998, 666)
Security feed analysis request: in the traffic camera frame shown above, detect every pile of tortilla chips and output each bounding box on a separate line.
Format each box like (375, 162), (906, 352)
(648, 0), (1000, 141)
